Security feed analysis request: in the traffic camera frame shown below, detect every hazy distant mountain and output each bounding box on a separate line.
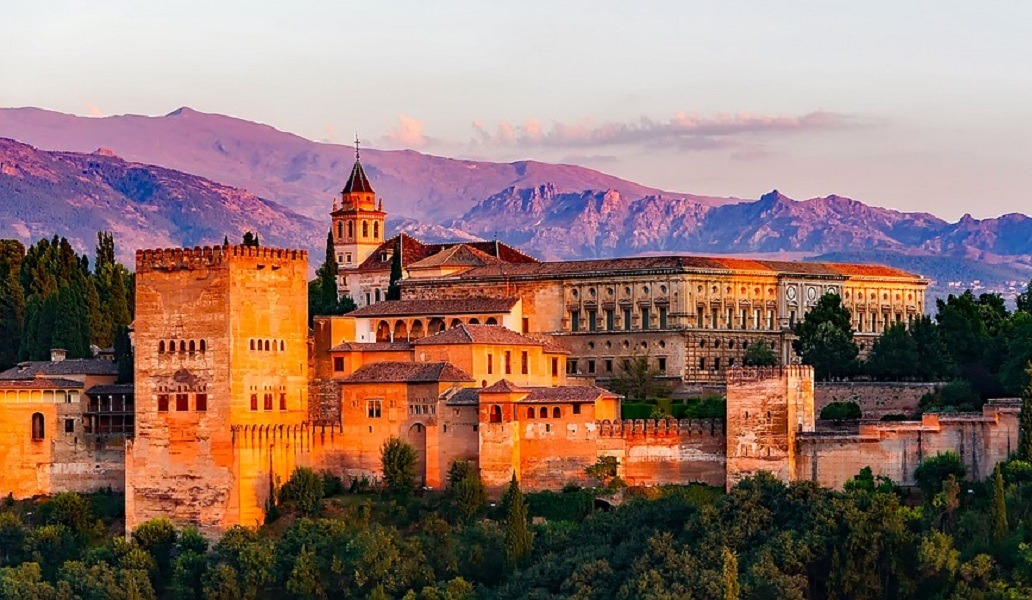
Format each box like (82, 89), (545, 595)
(0, 106), (725, 223)
(0, 138), (322, 261)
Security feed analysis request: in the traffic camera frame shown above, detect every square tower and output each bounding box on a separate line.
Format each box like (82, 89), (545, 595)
(127, 245), (308, 535)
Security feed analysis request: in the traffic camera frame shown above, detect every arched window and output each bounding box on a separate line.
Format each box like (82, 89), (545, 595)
(264, 340), (270, 351)
(375, 289), (381, 302)
(188, 340), (196, 353)
(539, 407), (548, 419)
(179, 341), (186, 353)
(31, 412), (45, 440)
(527, 407), (535, 419)
(280, 340), (285, 351)
(158, 341), (165, 354)
(347, 220), (354, 238)
(552, 407), (561, 418)
(489, 405), (502, 424)
(450, 318), (462, 328)
(373, 222), (379, 239)
(362, 221), (369, 237)
(468, 318), (480, 325)
(250, 339), (255, 350)
(337, 221), (343, 239)
(200, 340), (206, 352)
(485, 317), (498, 325)
(169, 340), (176, 353)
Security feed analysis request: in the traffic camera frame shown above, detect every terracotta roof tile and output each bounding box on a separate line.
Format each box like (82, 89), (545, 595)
(407, 244), (504, 270)
(413, 324), (544, 347)
(354, 234), (537, 273)
(329, 341), (414, 352)
(446, 388), (480, 406)
(0, 358), (117, 380)
(87, 384), (135, 395)
(0, 377), (85, 390)
(480, 379), (527, 394)
(522, 386), (614, 403)
(342, 361), (474, 383)
(348, 298), (518, 318)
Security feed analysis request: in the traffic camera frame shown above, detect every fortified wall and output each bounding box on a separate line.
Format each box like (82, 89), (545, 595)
(815, 381), (942, 419)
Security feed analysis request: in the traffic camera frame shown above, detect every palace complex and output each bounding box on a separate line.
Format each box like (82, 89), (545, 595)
(0, 152), (1019, 537)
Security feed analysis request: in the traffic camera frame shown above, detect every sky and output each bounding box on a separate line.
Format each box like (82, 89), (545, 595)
(2, 0), (1031, 220)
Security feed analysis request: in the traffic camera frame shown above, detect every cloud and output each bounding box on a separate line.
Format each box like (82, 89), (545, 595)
(469, 110), (853, 151)
(85, 103), (103, 117)
(381, 114), (429, 148)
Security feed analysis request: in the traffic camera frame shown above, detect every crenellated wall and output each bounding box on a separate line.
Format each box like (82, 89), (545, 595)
(596, 418), (727, 488)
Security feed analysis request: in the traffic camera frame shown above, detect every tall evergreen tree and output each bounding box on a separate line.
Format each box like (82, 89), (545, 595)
(85, 278), (109, 348)
(990, 464), (1008, 542)
(386, 237), (402, 301)
(1020, 369), (1032, 461)
(792, 293), (858, 380)
(722, 546), (740, 600)
(114, 325), (134, 384)
(865, 322), (919, 380)
(0, 240), (26, 370)
(107, 267), (132, 331)
(317, 231), (339, 315)
(503, 474), (532, 569)
(242, 232), (260, 247)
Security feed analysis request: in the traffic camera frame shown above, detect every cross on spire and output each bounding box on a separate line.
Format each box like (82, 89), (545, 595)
(354, 134), (361, 161)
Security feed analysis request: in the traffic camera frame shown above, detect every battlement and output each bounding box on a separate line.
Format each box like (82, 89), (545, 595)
(596, 418), (725, 438)
(726, 365), (814, 384)
(136, 245), (308, 272)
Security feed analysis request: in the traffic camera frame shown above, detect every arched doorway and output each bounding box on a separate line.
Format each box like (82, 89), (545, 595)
(376, 321), (391, 342)
(405, 422), (428, 486)
(428, 318), (446, 335)
(410, 320), (424, 339)
(394, 320), (408, 340)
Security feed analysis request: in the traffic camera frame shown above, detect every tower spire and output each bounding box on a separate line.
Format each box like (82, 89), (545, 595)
(354, 133), (361, 161)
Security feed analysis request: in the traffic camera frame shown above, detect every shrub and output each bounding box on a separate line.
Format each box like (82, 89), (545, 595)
(915, 451), (967, 496)
(380, 437), (417, 496)
(820, 401), (862, 421)
(321, 471), (344, 497)
(621, 403), (653, 420)
(279, 467), (324, 516)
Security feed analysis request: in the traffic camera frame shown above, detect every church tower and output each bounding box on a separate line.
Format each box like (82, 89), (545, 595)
(331, 139), (386, 276)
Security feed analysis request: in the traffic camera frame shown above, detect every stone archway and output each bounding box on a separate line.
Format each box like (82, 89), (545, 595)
(394, 320), (408, 341)
(410, 320), (425, 339)
(405, 422), (428, 486)
(428, 318), (446, 335)
(376, 321), (391, 342)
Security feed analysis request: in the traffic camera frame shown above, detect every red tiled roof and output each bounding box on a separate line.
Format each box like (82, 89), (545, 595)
(342, 361), (474, 383)
(522, 386), (614, 403)
(0, 358), (117, 380)
(480, 379), (527, 394)
(432, 255), (923, 281)
(407, 244), (503, 270)
(446, 388), (480, 406)
(0, 377), (85, 390)
(413, 324), (543, 347)
(354, 234), (537, 273)
(341, 160), (374, 194)
(348, 298), (518, 318)
(329, 341), (414, 352)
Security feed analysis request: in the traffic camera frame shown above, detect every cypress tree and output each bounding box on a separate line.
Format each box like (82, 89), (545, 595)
(386, 237), (402, 301)
(1020, 368), (1032, 461)
(503, 473), (532, 569)
(114, 325), (134, 383)
(990, 464), (1008, 542)
(108, 267), (131, 330)
(0, 241), (25, 370)
(722, 546), (740, 600)
(316, 231), (339, 316)
(85, 278), (110, 347)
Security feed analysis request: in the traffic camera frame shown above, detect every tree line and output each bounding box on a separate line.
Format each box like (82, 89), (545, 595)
(794, 284), (1032, 399)
(0, 233), (134, 374)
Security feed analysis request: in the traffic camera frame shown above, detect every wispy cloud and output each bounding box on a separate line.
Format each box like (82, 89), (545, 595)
(84, 103), (104, 117)
(380, 114), (430, 148)
(469, 111), (852, 151)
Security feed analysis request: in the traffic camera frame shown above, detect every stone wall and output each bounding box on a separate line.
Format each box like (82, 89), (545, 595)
(597, 419), (726, 488)
(815, 381), (942, 420)
(797, 399), (1020, 489)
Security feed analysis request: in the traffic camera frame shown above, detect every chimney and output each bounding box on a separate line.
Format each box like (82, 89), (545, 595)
(50, 348), (67, 362)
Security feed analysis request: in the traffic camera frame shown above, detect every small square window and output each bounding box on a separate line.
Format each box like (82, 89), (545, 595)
(333, 357), (345, 372)
(64, 419), (75, 433)
(573, 404), (581, 415)
(176, 394), (189, 411)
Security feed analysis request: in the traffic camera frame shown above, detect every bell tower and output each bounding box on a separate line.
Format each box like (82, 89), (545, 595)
(331, 137), (386, 275)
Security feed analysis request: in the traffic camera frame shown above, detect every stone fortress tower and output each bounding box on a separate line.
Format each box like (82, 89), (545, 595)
(126, 244), (308, 534)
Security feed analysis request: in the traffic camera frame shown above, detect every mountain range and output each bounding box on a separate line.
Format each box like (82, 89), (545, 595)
(1, 106), (1030, 300)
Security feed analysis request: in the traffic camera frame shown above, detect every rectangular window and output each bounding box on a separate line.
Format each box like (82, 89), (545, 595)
(333, 357), (345, 372)
(522, 317), (530, 333)
(551, 357), (559, 376)
(712, 308), (719, 329)
(279, 393), (286, 411)
(487, 353), (493, 375)
(699, 357), (706, 370)
(741, 308), (748, 330)
(714, 358), (721, 371)
(605, 309), (615, 331)
(345, 252), (353, 263)
(521, 351), (529, 375)
(697, 306), (704, 327)
(768, 309), (775, 330)
(587, 359), (596, 374)
(505, 351), (512, 375)
(623, 308), (632, 331)
(158, 394), (169, 412)
(605, 359), (613, 373)
(250, 394), (258, 411)
(176, 393), (189, 411)
(568, 359), (579, 374)
(64, 419), (74, 433)
(641, 307), (650, 330)
(573, 404), (582, 415)
(367, 399), (382, 418)
(570, 310), (580, 332)
(659, 306), (668, 329)
(588, 310), (597, 331)
(263, 393), (273, 411)
(658, 357), (667, 373)
(195, 394), (208, 412)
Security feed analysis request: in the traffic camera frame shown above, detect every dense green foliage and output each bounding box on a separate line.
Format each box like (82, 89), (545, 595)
(607, 353), (670, 401)
(447, 460), (487, 522)
(819, 401), (862, 421)
(792, 293), (859, 380)
(380, 437), (418, 496)
(386, 238), (403, 302)
(4, 462), (1032, 599)
(742, 340), (778, 367)
(279, 467), (325, 517)
(308, 231), (356, 323)
(0, 233), (134, 370)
